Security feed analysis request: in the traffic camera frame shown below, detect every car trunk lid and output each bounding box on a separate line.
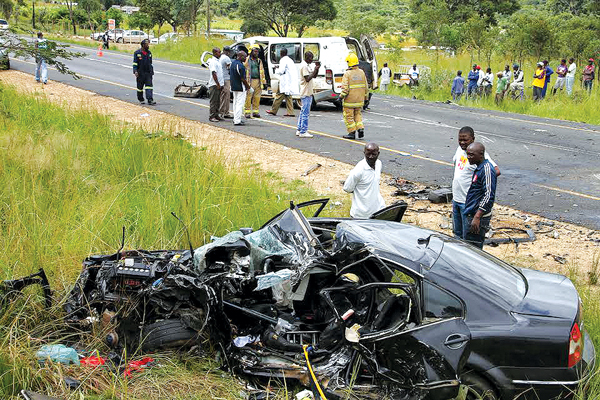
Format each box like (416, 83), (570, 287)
(513, 268), (579, 320)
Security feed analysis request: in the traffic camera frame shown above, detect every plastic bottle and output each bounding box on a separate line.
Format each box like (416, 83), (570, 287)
(36, 344), (80, 366)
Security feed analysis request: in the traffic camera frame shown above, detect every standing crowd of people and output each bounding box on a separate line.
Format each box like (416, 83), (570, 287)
(451, 58), (592, 102)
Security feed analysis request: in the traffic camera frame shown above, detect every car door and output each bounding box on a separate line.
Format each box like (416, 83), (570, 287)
(360, 34), (378, 89)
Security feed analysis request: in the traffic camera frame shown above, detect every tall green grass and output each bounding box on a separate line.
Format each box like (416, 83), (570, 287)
(0, 84), (318, 398)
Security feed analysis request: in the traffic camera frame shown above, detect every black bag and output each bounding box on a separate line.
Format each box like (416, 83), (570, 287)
(428, 188), (453, 204)
(174, 82), (208, 98)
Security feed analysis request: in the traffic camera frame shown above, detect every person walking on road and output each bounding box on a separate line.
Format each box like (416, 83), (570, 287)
(133, 39), (155, 105)
(35, 32), (48, 84)
(451, 70), (465, 101)
(532, 62), (546, 101)
(541, 60), (553, 98)
(566, 58), (576, 95)
(244, 44), (266, 118)
(553, 59), (568, 95)
(379, 63), (391, 92)
(296, 51), (320, 138)
(463, 142), (498, 249)
(467, 65), (479, 98)
(495, 71), (508, 104)
(267, 48), (298, 117)
(219, 46), (233, 119)
(341, 53), (369, 140)
(583, 58), (595, 92)
(343, 143), (386, 219)
(207, 47), (224, 122)
(230, 50), (250, 126)
(452, 127), (500, 240)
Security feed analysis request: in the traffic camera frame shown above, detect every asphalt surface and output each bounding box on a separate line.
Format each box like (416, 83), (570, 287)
(10, 44), (600, 229)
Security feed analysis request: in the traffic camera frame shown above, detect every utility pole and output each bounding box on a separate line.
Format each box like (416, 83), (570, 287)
(206, 0), (210, 39)
(32, 0), (35, 29)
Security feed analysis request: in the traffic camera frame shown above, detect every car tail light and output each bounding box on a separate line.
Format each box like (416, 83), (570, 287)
(568, 322), (583, 368)
(326, 69), (333, 85)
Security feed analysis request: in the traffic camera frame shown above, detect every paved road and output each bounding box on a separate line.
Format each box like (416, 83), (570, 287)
(10, 44), (600, 229)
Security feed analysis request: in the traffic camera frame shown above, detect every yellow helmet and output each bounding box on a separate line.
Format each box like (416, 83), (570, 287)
(345, 53), (359, 67)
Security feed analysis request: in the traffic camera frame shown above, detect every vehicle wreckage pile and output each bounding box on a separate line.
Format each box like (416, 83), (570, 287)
(4, 202), (464, 400)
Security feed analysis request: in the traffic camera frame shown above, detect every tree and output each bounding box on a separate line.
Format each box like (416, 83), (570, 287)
(171, 0), (203, 33)
(0, 0), (14, 21)
(240, 19), (268, 36)
(238, 0), (336, 37)
(138, 0), (172, 34)
(106, 7), (124, 27)
(0, 31), (84, 77)
(78, 0), (102, 31)
(128, 11), (154, 33)
(409, 0), (452, 58)
(290, 0), (336, 37)
(547, 0), (588, 15)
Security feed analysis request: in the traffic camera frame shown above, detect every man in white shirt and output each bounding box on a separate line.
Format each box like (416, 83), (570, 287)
(566, 57), (576, 95)
(508, 63), (524, 98)
(379, 63), (391, 91)
(410, 64), (419, 86)
(480, 67), (493, 97)
(208, 47), (224, 122)
(452, 126), (501, 239)
(343, 143), (386, 219)
(267, 47), (299, 117)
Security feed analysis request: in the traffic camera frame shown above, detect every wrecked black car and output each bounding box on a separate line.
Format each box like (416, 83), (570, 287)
(60, 199), (595, 400)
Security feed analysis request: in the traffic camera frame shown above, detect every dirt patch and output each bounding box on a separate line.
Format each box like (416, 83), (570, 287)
(1, 69), (598, 282)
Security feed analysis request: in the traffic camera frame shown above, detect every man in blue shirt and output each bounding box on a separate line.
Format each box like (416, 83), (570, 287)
(467, 64), (479, 98)
(451, 70), (465, 101)
(541, 60), (553, 98)
(464, 142), (497, 249)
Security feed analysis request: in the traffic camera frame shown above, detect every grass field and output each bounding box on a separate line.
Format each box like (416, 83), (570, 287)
(0, 84), (316, 399)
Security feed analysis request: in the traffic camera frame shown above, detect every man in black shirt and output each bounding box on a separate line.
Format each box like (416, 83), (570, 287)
(132, 39), (155, 105)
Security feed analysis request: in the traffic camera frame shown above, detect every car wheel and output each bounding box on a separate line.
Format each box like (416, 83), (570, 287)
(141, 319), (198, 351)
(117, 38), (122, 43)
(458, 373), (498, 400)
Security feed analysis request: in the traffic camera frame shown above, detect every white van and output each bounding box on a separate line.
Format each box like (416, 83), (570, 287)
(226, 36), (378, 109)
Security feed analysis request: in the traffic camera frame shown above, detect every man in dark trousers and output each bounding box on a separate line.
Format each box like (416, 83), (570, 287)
(133, 39), (155, 105)
(463, 142), (497, 249)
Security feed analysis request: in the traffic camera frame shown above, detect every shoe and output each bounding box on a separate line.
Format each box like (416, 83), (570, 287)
(298, 132), (313, 138)
(358, 129), (364, 139)
(283, 114), (295, 117)
(253, 113), (261, 118)
(295, 130), (301, 136)
(343, 131), (356, 140)
(223, 115), (234, 119)
(148, 100), (156, 105)
(266, 110), (276, 116)
(245, 114), (252, 119)
(209, 117), (220, 122)
(139, 101), (145, 105)
(216, 116), (224, 121)
(234, 122), (246, 126)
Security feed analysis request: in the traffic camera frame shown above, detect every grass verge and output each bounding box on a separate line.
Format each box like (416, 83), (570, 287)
(0, 83), (317, 399)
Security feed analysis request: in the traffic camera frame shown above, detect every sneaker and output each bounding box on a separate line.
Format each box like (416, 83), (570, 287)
(223, 114), (234, 119)
(245, 114), (252, 119)
(283, 114), (295, 117)
(139, 101), (146, 105)
(209, 117), (220, 122)
(298, 132), (313, 138)
(234, 122), (246, 126)
(295, 130), (301, 136)
(253, 113), (261, 118)
(148, 100), (156, 105)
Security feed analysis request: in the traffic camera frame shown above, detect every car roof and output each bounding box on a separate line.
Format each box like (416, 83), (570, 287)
(244, 36), (348, 45)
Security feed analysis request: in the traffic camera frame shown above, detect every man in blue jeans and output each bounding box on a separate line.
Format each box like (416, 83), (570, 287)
(464, 142), (498, 249)
(451, 126), (500, 239)
(296, 51), (320, 138)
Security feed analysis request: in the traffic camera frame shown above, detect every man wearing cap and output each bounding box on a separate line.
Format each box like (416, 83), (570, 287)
(244, 44), (266, 118)
(341, 53), (369, 140)
(467, 65), (479, 98)
(566, 58), (576, 95)
(508, 63), (524, 99)
(583, 58), (595, 92)
(219, 46), (233, 119)
(532, 62), (546, 101)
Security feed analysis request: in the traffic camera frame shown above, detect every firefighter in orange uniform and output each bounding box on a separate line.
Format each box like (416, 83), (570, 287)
(340, 53), (369, 140)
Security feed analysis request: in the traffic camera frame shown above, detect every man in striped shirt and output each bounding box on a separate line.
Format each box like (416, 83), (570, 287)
(464, 142), (497, 249)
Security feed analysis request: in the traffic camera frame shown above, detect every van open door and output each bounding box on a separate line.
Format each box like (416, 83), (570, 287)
(360, 34), (378, 89)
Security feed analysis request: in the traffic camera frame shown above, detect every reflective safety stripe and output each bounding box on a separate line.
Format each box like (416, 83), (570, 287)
(356, 121), (364, 129)
(144, 86), (153, 89)
(133, 63), (138, 66)
(343, 101), (364, 107)
(137, 89), (143, 92)
(349, 84), (366, 88)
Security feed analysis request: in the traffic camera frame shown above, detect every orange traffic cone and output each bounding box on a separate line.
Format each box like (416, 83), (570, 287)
(97, 44), (103, 57)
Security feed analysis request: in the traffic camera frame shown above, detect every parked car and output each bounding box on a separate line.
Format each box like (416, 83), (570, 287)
(90, 31), (104, 41)
(116, 30), (152, 44)
(0, 19), (9, 30)
(202, 35), (378, 110)
(150, 32), (180, 44)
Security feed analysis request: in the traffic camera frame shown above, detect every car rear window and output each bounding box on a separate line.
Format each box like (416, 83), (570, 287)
(436, 242), (527, 306)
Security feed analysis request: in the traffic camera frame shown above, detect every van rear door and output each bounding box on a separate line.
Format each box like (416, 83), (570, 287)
(360, 34), (378, 89)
